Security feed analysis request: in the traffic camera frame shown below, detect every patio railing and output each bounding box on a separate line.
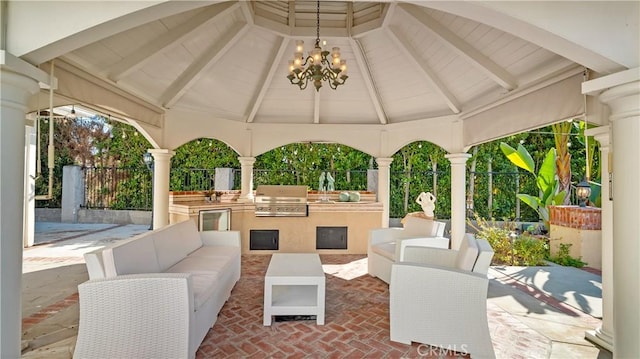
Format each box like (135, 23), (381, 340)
(78, 166), (580, 221)
(83, 167), (152, 210)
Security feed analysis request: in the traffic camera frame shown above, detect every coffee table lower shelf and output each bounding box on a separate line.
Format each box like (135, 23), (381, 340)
(263, 254), (326, 326)
(264, 285), (324, 325)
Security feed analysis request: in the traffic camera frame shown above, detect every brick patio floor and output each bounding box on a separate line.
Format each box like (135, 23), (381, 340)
(198, 254), (548, 358)
(22, 242), (606, 358)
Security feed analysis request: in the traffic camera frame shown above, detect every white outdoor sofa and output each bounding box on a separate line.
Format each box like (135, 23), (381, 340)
(368, 216), (448, 284)
(389, 234), (496, 358)
(75, 219), (241, 359)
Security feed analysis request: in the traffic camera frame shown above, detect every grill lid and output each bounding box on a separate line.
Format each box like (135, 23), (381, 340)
(254, 185), (308, 203)
(254, 185), (308, 217)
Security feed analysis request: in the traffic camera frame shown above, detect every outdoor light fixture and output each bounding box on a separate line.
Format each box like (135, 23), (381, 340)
(143, 152), (154, 171)
(68, 105), (77, 120)
(576, 178), (591, 207)
(287, 0), (348, 91)
(143, 152), (154, 230)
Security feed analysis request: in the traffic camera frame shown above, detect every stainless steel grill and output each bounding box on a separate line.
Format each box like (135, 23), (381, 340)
(254, 185), (308, 217)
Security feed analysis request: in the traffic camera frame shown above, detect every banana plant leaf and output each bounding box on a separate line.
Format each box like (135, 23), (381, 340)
(590, 182), (602, 207)
(537, 148), (557, 194)
(553, 190), (567, 205)
(500, 142), (535, 174)
(538, 206), (550, 224)
(517, 193), (540, 211)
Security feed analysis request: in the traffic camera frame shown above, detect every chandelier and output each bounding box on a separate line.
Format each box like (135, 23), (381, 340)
(287, 0), (348, 91)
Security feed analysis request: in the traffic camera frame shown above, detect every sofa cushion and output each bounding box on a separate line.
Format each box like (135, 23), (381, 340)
(189, 273), (219, 311)
(455, 236), (479, 271)
(371, 242), (396, 261)
(153, 220), (203, 271)
(166, 256), (230, 275)
(102, 234), (160, 277)
(402, 216), (435, 238)
(188, 246), (240, 259)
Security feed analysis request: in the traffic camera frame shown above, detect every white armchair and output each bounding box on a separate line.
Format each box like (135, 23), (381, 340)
(389, 234), (496, 358)
(368, 216), (448, 284)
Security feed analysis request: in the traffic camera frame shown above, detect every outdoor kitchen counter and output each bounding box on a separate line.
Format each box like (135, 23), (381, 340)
(307, 201), (382, 212)
(169, 195), (383, 254)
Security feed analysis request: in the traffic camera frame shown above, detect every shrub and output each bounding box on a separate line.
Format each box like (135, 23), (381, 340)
(470, 214), (548, 266)
(547, 243), (586, 268)
(512, 234), (548, 265)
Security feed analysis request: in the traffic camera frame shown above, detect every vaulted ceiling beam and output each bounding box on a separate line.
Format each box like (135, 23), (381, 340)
(246, 37), (289, 123)
(161, 21), (248, 108)
(386, 26), (461, 114)
(107, 2), (238, 82)
(348, 38), (387, 124)
(399, 3), (517, 91)
(288, 1), (296, 30)
(239, 1), (255, 25)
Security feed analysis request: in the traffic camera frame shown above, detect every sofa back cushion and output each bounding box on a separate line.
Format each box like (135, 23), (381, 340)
(153, 219), (203, 271)
(103, 234), (160, 277)
(455, 235), (479, 271)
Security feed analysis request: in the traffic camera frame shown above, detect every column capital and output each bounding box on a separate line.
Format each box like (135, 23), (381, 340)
(375, 157), (394, 167)
(585, 125), (610, 150)
(147, 148), (175, 159)
(445, 152), (472, 164)
(0, 68), (41, 109)
(599, 80), (640, 121)
(238, 156), (256, 166)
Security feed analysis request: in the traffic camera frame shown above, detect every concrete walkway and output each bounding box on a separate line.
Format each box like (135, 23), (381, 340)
(20, 223), (610, 358)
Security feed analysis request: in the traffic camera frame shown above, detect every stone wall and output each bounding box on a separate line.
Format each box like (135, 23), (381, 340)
(549, 205), (602, 269)
(549, 205), (602, 230)
(36, 208), (150, 225)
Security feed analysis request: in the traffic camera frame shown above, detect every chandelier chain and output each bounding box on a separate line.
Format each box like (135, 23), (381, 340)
(316, 0), (320, 43)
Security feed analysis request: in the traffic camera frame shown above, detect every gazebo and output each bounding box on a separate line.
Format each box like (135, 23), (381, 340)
(1, 1), (638, 357)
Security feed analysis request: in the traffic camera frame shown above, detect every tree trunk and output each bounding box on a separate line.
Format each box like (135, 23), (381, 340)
(553, 122), (572, 205)
(515, 169), (520, 220)
(488, 157), (493, 218)
(467, 146), (478, 217)
(403, 165), (412, 213)
(431, 157), (437, 200)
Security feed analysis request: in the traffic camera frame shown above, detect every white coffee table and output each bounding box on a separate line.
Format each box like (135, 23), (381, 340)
(263, 253), (326, 326)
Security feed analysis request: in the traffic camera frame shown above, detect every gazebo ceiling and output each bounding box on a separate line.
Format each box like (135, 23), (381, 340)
(58, 0), (578, 126)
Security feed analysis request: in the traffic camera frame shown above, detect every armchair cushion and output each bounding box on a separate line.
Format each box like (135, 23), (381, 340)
(368, 221), (449, 284)
(402, 216), (436, 237)
(472, 237), (494, 275)
(370, 241), (396, 261)
(389, 234), (496, 358)
(455, 235), (479, 271)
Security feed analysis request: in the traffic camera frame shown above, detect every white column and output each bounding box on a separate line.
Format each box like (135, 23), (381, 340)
(149, 149), (174, 230)
(23, 123), (36, 247)
(238, 157), (256, 202)
(445, 153), (471, 249)
(601, 80), (640, 358)
(1, 69), (40, 358)
(375, 157), (393, 228)
(585, 126), (613, 351)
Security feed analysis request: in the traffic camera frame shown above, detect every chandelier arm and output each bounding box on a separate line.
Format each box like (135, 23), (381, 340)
(287, 0), (347, 91)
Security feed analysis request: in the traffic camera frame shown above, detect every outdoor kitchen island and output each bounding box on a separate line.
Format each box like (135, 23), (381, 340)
(168, 188), (383, 255)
